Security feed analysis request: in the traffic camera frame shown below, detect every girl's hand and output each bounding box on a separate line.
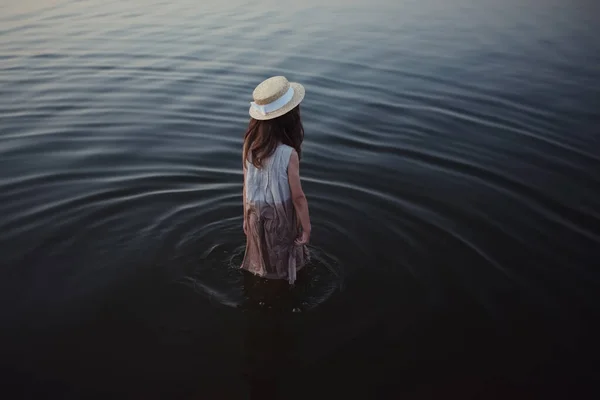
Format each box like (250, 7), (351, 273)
(295, 230), (310, 245)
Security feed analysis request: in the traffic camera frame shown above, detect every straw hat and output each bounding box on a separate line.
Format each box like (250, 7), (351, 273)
(249, 76), (305, 120)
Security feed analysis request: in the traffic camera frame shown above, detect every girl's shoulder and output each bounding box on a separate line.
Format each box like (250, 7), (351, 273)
(277, 143), (295, 160)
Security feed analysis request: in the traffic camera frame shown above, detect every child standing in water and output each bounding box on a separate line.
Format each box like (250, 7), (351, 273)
(241, 76), (311, 285)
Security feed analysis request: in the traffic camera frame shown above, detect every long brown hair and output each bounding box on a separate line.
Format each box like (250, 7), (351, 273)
(243, 105), (304, 168)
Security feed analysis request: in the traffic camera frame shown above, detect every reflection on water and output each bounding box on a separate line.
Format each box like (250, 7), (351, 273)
(241, 271), (296, 400)
(1, 0), (600, 397)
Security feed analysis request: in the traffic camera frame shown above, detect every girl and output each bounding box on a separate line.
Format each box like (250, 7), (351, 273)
(241, 76), (311, 285)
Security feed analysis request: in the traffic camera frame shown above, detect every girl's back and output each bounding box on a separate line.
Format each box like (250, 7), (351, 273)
(245, 143), (293, 208)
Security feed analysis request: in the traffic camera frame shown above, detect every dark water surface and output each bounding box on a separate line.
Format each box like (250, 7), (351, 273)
(2, 0), (600, 398)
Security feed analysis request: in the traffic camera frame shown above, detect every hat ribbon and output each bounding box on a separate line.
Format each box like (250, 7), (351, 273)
(250, 86), (295, 116)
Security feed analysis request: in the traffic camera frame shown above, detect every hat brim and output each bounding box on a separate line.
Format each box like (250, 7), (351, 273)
(248, 82), (305, 121)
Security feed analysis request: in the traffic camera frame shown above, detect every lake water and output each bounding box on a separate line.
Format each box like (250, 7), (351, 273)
(1, 0), (599, 398)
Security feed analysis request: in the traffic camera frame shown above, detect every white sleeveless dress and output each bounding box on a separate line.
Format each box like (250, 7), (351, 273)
(241, 143), (310, 284)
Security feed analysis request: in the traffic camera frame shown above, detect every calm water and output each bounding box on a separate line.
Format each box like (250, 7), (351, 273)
(1, 0), (600, 398)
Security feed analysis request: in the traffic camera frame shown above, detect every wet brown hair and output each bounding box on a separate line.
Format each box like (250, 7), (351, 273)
(243, 105), (304, 168)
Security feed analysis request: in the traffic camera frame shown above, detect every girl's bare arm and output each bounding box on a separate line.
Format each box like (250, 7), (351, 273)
(242, 156), (248, 235)
(288, 150), (311, 240)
